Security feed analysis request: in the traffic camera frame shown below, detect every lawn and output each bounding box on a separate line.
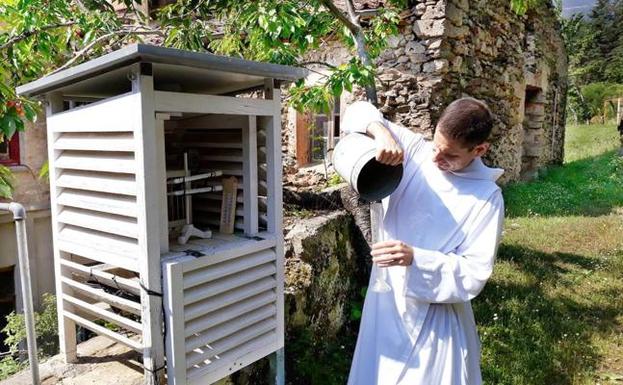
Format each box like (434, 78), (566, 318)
(475, 124), (623, 384)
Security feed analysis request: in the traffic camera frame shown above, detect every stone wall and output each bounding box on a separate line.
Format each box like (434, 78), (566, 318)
(290, 0), (568, 183)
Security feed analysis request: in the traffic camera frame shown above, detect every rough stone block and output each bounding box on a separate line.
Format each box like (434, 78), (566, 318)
(409, 53), (429, 63)
(413, 19), (445, 38)
(445, 23), (469, 39)
(446, 2), (464, 26)
(423, 59), (449, 73)
(422, 1), (446, 19)
(406, 41), (426, 54)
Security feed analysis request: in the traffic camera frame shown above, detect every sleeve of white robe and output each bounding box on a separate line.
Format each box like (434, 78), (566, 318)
(403, 191), (505, 303)
(341, 101), (425, 162)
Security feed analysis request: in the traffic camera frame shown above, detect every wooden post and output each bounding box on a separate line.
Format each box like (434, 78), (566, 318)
(131, 63), (166, 385)
(264, 78), (285, 385)
(46, 92), (78, 363)
(242, 115), (259, 235)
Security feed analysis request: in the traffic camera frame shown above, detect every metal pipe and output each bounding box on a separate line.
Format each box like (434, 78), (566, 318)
(0, 202), (40, 385)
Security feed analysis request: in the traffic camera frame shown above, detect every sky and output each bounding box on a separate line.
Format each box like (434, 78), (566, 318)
(561, 0), (597, 18)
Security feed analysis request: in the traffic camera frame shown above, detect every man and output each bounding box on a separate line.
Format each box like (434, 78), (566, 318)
(342, 98), (505, 385)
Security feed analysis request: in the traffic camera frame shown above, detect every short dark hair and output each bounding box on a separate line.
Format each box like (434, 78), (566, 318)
(437, 97), (493, 148)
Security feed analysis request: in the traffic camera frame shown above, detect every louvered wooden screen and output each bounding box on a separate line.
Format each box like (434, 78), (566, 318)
(47, 92), (145, 351)
(163, 237), (281, 385)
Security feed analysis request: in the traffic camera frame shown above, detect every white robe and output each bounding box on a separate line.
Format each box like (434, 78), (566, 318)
(342, 102), (505, 385)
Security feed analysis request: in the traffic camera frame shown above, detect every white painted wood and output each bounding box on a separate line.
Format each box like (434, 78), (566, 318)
(243, 115), (259, 235)
(54, 132), (135, 152)
(62, 293), (142, 333)
(57, 189), (138, 218)
(186, 333), (278, 382)
(154, 91), (274, 116)
(55, 151), (136, 174)
(63, 310), (143, 351)
(163, 260), (187, 385)
(132, 68), (166, 385)
(48, 92), (140, 133)
(60, 258), (140, 296)
(58, 225), (139, 259)
(186, 318), (277, 367)
(156, 117), (169, 254)
(60, 277), (142, 315)
(56, 170), (137, 196)
(264, 79), (286, 357)
(184, 290), (277, 337)
(184, 276), (276, 321)
(183, 263), (276, 306)
(183, 249), (276, 287)
(185, 304), (276, 352)
(57, 239), (139, 272)
(57, 207), (139, 238)
(46, 92), (78, 363)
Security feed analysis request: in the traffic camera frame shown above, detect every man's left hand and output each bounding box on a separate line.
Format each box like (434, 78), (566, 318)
(371, 240), (414, 267)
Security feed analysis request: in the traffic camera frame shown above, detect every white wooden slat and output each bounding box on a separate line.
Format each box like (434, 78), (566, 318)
(57, 239), (139, 273)
(58, 225), (139, 262)
(57, 207), (139, 239)
(154, 91), (274, 116)
(184, 276), (276, 321)
(185, 304), (276, 352)
(243, 115), (259, 236)
(60, 277), (141, 316)
(186, 332), (277, 381)
(63, 311), (143, 351)
(57, 189), (137, 218)
(184, 291), (277, 337)
(55, 132), (135, 152)
(60, 258), (140, 296)
(184, 262), (276, 306)
(47, 92), (140, 133)
(56, 151), (136, 174)
(186, 318), (277, 368)
(62, 294), (142, 334)
(179, 237), (276, 274)
(56, 170), (137, 196)
(183, 249), (276, 288)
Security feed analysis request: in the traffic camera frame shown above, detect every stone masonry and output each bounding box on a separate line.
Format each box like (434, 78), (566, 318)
(291, 0), (568, 183)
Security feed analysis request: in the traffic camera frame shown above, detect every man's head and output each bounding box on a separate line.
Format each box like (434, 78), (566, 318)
(432, 97), (493, 172)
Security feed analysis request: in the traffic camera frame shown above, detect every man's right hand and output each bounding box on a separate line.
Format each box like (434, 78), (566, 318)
(366, 121), (404, 166)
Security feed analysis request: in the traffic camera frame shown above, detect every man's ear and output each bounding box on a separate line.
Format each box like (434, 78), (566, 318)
(472, 142), (490, 157)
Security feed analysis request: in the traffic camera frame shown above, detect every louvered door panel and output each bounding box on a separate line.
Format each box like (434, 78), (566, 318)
(164, 244), (282, 385)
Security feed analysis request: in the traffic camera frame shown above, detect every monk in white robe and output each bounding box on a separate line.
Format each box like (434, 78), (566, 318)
(342, 99), (505, 385)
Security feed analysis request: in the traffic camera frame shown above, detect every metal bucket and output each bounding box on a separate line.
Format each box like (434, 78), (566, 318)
(333, 133), (403, 202)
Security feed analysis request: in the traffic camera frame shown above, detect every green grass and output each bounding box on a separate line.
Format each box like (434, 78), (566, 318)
(475, 124), (623, 385)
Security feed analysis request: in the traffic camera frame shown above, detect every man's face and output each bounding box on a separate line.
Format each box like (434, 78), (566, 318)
(431, 130), (489, 172)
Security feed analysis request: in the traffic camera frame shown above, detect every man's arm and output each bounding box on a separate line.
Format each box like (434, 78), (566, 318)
(342, 101), (424, 165)
(371, 191), (505, 303)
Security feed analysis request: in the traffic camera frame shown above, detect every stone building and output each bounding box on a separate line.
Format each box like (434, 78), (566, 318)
(290, 0), (568, 183)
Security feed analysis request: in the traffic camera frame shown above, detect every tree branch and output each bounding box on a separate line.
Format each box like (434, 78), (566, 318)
(0, 21), (77, 50)
(49, 27), (164, 74)
(318, 0), (360, 34)
(297, 61), (338, 69)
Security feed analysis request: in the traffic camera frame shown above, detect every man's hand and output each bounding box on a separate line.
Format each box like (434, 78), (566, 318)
(371, 240), (413, 267)
(366, 121), (403, 166)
